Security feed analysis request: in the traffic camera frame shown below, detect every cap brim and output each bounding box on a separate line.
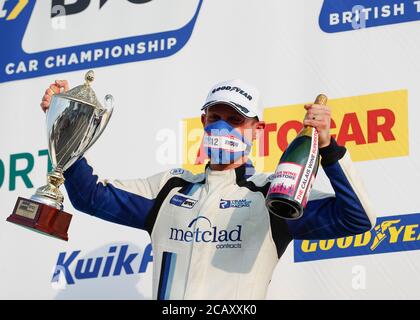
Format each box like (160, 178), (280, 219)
(201, 100), (258, 119)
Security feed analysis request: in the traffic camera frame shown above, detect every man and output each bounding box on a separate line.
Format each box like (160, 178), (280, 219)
(40, 79), (376, 299)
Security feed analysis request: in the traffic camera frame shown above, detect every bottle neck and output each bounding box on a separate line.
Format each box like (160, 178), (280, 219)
(299, 126), (314, 138)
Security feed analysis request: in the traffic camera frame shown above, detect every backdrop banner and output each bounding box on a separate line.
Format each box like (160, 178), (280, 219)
(1, 0), (419, 299)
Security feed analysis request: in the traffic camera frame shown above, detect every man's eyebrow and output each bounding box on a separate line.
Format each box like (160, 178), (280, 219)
(229, 114), (245, 119)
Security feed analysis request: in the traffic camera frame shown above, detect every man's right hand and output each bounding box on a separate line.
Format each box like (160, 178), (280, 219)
(40, 80), (69, 112)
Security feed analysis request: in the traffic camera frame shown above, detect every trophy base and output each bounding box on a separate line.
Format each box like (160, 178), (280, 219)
(7, 197), (72, 241)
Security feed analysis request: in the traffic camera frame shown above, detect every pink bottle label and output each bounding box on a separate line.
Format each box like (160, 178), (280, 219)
(268, 162), (303, 197)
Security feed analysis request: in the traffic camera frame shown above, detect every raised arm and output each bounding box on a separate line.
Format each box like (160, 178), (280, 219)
(63, 157), (165, 229)
(40, 81), (163, 230)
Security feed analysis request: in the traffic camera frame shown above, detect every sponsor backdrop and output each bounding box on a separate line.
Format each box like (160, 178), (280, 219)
(1, 0), (420, 299)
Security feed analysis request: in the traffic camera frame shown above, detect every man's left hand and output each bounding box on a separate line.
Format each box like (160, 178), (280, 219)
(303, 103), (331, 148)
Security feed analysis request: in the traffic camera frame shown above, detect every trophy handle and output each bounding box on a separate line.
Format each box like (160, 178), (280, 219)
(85, 94), (114, 151)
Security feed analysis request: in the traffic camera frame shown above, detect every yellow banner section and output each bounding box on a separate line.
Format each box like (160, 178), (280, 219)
(183, 90), (408, 174)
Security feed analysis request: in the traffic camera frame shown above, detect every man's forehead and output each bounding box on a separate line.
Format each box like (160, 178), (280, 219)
(206, 103), (244, 117)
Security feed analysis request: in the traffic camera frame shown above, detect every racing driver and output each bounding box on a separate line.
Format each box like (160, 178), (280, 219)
(40, 79), (376, 300)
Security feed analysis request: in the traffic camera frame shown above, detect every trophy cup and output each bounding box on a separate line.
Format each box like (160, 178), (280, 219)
(7, 70), (114, 241)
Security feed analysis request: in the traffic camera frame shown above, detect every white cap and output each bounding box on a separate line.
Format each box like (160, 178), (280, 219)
(201, 79), (262, 119)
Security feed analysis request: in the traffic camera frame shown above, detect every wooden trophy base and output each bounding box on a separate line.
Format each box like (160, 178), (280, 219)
(7, 197), (72, 241)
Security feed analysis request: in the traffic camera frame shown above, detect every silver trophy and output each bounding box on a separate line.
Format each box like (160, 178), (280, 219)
(7, 70), (113, 241)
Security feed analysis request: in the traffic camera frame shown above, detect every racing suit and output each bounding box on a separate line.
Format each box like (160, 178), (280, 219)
(63, 138), (376, 299)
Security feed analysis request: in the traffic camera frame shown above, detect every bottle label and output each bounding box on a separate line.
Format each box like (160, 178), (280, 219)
(268, 162), (303, 197)
(301, 174), (316, 208)
(294, 128), (319, 204)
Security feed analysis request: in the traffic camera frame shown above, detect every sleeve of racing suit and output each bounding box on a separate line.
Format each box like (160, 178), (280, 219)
(63, 157), (166, 229)
(286, 138), (376, 240)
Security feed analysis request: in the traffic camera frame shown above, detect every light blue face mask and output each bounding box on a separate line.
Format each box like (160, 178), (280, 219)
(203, 120), (253, 164)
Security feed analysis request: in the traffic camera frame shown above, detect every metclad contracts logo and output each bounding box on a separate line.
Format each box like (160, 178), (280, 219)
(1, 0), (203, 82)
(169, 216), (242, 249)
(294, 213), (420, 262)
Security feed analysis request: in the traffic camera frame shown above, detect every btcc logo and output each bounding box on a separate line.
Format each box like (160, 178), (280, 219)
(50, 0), (153, 18)
(0, 0), (203, 82)
(294, 213), (420, 262)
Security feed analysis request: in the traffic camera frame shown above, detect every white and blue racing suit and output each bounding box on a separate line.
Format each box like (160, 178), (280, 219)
(64, 138), (376, 299)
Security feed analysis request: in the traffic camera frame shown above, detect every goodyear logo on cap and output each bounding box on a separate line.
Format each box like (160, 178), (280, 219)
(294, 213), (420, 262)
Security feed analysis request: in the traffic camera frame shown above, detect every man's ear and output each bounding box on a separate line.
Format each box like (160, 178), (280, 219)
(201, 113), (207, 127)
(253, 121), (265, 140)
(256, 121), (265, 130)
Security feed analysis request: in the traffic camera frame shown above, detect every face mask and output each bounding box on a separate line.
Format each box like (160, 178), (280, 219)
(203, 120), (253, 165)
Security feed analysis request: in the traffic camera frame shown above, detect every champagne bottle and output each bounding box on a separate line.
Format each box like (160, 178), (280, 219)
(266, 94), (328, 220)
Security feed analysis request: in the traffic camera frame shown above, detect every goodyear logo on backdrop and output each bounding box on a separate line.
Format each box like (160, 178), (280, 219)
(0, 0), (203, 83)
(320, 0), (420, 33)
(182, 90), (408, 174)
(294, 213), (420, 262)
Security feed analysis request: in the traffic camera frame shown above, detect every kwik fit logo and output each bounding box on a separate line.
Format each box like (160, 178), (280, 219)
(294, 213), (420, 262)
(51, 244), (153, 285)
(319, 0), (420, 33)
(1, 0), (203, 82)
(169, 216), (242, 249)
